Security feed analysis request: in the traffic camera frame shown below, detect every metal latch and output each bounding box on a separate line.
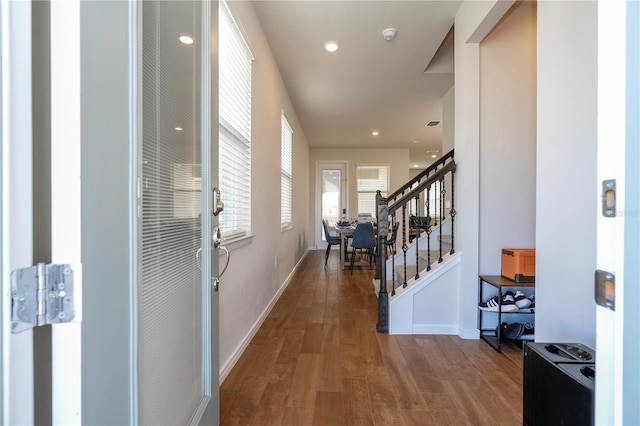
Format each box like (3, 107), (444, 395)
(213, 187), (224, 216)
(11, 263), (76, 334)
(595, 269), (615, 311)
(602, 179), (616, 217)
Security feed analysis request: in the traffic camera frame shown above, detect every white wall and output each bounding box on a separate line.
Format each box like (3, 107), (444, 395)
(536, 1), (597, 347)
(454, 0), (514, 338)
(308, 148), (409, 248)
(442, 86), (455, 155)
(219, 2), (310, 377)
(479, 3), (537, 275)
(412, 264), (461, 334)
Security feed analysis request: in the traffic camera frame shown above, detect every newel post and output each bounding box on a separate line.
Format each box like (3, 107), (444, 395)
(376, 190), (389, 333)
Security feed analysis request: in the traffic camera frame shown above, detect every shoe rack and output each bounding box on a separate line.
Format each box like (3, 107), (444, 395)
(477, 275), (536, 353)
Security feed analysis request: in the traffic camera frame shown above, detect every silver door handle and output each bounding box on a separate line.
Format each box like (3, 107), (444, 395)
(211, 227), (230, 291)
(212, 246), (230, 292)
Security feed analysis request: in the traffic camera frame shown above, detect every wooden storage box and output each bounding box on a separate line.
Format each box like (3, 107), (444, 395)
(501, 248), (535, 282)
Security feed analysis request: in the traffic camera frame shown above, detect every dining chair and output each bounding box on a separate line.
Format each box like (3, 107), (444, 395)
(349, 222), (376, 274)
(386, 222), (399, 255)
(322, 219), (342, 266)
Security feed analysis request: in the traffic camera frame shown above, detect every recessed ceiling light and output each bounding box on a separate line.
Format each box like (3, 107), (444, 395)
(414, 164), (419, 168)
(179, 35), (194, 45)
(175, 127), (183, 131)
(324, 41), (340, 52)
(431, 154), (438, 158)
(371, 131), (379, 136)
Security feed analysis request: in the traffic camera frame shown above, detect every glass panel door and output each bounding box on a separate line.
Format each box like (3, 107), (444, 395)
(139, 1), (213, 423)
(322, 169), (342, 237)
(316, 161), (347, 247)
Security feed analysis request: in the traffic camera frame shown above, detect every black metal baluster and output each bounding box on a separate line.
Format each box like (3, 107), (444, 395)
(401, 204), (408, 289)
(425, 186), (431, 272)
(389, 213), (396, 293)
(439, 177), (444, 263)
(449, 168), (456, 255)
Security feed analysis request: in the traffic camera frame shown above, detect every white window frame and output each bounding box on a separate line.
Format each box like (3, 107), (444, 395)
(280, 113), (293, 229)
(356, 163), (390, 218)
(218, 1), (253, 242)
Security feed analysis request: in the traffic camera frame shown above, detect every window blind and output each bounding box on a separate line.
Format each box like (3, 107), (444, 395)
(219, 1), (252, 240)
(140, 1), (202, 424)
(281, 114), (293, 227)
(357, 164), (389, 217)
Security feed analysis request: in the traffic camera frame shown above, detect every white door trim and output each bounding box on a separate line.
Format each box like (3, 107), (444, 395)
(1, 1), (35, 424)
(50, 0), (82, 423)
(596, 0), (627, 424)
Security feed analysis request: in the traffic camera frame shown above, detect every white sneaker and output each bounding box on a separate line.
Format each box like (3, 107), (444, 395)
(511, 290), (532, 308)
(479, 294), (519, 312)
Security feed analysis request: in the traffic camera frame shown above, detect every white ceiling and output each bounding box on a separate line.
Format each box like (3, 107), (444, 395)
(251, 0), (462, 169)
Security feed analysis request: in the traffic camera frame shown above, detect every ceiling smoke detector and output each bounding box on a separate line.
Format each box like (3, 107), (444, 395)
(382, 28), (396, 41)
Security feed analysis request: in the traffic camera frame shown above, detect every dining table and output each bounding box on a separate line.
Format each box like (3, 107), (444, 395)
(335, 219), (382, 270)
(336, 226), (356, 270)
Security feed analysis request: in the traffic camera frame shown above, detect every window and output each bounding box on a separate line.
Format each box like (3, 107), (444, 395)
(281, 114), (293, 228)
(219, 1), (253, 240)
(356, 164), (389, 218)
(426, 179), (443, 219)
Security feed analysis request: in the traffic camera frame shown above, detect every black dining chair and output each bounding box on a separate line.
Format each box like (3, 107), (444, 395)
(349, 222), (376, 274)
(322, 219), (342, 266)
(386, 222), (399, 255)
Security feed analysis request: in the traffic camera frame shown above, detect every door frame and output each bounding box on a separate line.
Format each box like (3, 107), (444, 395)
(315, 160), (348, 249)
(595, 0), (639, 424)
(1, 1), (36, 423)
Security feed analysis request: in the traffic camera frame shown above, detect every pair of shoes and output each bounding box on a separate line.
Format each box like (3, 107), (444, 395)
(506, 290), (532, 308)
(478, 293), (519, 312)
(497, 322), (535, 340)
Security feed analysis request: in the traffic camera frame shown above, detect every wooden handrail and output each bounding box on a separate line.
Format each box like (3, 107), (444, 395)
(387, 149), (455, 202)
(388, 160), (456, 215)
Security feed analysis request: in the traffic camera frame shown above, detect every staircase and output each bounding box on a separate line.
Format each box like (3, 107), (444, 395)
(373, 218), (462, 334)
(373, 150), (461, 334)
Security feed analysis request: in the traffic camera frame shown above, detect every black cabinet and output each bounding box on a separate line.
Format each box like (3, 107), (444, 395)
(523, 342), (595, 426)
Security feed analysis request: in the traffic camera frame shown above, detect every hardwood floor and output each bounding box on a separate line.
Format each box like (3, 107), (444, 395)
(220, 250), (524, 425)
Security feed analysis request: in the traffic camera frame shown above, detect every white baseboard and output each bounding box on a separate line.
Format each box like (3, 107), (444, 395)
(391, 325), (481, 337)
(219, 250), (309, 383)
(412, 324), (460, 335)
(458, 327), (480, 339)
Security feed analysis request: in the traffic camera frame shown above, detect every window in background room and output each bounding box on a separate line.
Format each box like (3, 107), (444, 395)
(426, 179), (443, 220)
(356, 164), (389, 218)
(281, 114), (293, 228)
(219, 1), (253, 240)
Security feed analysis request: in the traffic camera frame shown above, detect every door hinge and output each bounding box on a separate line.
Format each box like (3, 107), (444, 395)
(11, 263), (77, 334)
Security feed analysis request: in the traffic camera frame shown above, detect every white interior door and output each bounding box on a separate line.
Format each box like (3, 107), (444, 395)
(316, 161), (347, 248)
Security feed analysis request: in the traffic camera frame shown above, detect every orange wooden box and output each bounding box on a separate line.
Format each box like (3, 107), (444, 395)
(501, 248), (535, 282)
